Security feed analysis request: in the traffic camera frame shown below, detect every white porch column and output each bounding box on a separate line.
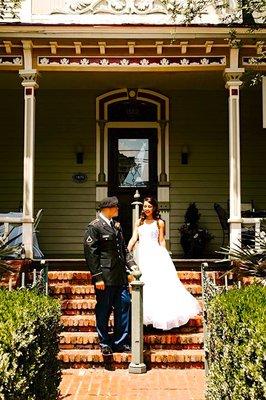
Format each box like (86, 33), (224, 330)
(19, 69), (39, 258)
(224, 48), (244, 250)
(158, 120), (168, 183)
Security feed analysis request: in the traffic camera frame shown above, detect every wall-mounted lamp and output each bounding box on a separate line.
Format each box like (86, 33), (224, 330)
(76, 145), (84, 164)
(181, 145), (189, 165)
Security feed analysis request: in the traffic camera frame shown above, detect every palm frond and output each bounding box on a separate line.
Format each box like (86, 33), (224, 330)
(0, 228), (23, 278)
(1, 232), (22, 250)
(217, 231), (266, 280)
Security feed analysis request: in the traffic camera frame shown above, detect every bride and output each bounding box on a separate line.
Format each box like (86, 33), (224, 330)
(127, 196), (201, 330)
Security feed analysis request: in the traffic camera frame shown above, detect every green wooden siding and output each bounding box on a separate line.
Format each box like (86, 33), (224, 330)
(34, 90), (97, 256)
(0, 90), (24, 212)
(0, 88), (265, 257)
(168, 90), (229, 255)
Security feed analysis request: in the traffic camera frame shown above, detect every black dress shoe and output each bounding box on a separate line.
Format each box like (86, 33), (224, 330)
(113, 344), (131, 353)
(100, 345), (113, 355)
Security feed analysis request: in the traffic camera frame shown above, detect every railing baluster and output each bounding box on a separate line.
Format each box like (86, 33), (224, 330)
(21, 272), (25, 288)
(8, 276), (12, 291)
(224, 274), (228, 290)
(212, 271), (216, 285)
(40, 260), (48, 295)
(33, 268), (37, 286)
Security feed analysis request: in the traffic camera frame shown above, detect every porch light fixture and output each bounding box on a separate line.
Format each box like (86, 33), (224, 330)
(76, 145), (84, 164)
(181, 145), (189, 165)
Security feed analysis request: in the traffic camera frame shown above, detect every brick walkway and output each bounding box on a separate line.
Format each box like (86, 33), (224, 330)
(59, 369), (205, 400)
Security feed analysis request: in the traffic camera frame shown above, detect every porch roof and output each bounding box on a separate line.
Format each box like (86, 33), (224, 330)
(0, 24), (266, 39)
(0, 28), (265, 74)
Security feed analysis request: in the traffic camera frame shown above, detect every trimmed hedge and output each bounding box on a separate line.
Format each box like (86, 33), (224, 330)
(206, 284), (266, 400)
(0, 289), (62, 400)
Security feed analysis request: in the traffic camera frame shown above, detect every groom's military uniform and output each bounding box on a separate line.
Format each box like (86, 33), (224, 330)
(84, 196), (135, 352)
(84, 217), (134, 286)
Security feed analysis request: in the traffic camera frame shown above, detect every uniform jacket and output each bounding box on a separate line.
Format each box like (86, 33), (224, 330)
(84, 215), (135, 285)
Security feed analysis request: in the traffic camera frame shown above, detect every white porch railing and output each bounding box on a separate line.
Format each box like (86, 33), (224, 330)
(0, 217), (23, 239)
(0, 210), (43, 259)
(242, 217), (265, 252)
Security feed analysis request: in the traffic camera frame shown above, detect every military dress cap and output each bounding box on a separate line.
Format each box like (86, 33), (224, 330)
(98, 196), (119, 210)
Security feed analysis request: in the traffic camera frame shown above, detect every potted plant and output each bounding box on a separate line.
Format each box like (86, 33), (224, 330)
(179, 202), (214, 258)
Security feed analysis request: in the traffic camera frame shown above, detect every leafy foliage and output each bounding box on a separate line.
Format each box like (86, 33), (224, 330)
(161, 0), (266, 25)
(0, 0), (22, 19)
(206, 285), (266, 400)
(0, 289), (62, 400)
(161, 0), (208, 23)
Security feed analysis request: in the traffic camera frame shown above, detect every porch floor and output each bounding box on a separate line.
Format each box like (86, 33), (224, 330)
(38, 258), (224, 271)
(59, 368), (205, 400)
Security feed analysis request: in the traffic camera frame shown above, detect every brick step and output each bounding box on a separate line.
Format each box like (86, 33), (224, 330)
(48, 270), (214, 285)
(61, 299), (96, 315)
(48, 270), (225, 284)
(144, 332), (203, 349)
(58, 349), (204, 369)
(49, 284), (95, 299)
(60, 332), (203, 350)
(178, 271), (223, 285)
(59, 298), (203, 316)
(60, 314), (203, 331)
(50, 283), (202, 298)
(48, 271), (92, 285)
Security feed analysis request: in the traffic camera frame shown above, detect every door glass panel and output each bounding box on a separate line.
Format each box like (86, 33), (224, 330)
(118, 138), (149, 187)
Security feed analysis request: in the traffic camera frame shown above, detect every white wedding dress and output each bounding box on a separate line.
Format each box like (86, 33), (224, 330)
(135, 221), (201, 330)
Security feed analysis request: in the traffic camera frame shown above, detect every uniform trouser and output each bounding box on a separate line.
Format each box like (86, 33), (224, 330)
(95, 285), (131, 349)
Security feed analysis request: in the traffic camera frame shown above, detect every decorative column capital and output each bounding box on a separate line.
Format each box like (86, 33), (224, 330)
(228, 39), (242, 50)
(96, 119), (107, 130)
(158, 120), (169, 130)
(19, 69), (40, 89)
(224, 68), (245, 90)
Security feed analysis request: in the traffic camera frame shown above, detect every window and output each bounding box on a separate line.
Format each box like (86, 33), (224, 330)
(118, 138), (149, 187)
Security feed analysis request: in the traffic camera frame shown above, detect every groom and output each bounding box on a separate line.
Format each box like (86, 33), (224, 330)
(84, 196), (136, 355)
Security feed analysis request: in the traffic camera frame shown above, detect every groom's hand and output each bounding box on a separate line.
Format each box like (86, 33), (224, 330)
(95, 280), (105, 290)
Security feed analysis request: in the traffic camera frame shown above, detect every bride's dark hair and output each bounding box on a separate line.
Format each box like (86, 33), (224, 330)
(140, 196), (161, 224)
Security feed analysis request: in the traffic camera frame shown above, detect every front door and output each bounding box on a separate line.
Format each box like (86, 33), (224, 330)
(108, 128), (157, 243)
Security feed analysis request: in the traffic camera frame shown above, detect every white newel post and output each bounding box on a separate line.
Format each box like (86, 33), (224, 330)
(224, 47), (244, 250)
(129, 190), (146, 374)
(19, 69), (39, 258)
(131, 190), (142, 229)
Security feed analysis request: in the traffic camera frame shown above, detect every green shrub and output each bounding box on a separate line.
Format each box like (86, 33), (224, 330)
(0, 289), (62, 400)
(206, 284), (266, 400)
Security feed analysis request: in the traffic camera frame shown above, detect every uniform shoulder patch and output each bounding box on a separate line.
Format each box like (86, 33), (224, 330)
(86, 235), (94, 244)
(89, 218), (100, 226)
